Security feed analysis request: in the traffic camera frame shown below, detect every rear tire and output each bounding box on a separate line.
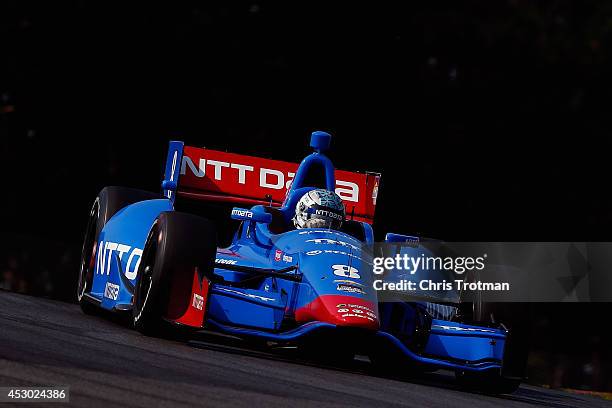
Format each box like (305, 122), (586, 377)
(132, 211), (216, 336)
(77, 187), (159, 314)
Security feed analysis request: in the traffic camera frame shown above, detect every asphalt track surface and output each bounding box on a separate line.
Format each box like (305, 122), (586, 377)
(0, 291), (609, 408)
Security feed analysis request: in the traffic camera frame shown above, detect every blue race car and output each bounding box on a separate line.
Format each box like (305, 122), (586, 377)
(77, 131), (528, 394)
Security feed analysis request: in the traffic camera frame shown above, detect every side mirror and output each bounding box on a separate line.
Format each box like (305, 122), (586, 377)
(231, 207), (272, 224)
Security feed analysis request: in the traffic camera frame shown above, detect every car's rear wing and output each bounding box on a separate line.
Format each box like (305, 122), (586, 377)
(161, 141), (381, 224)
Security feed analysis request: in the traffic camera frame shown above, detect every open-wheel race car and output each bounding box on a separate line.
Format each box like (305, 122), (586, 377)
(77, 131), (529, 394)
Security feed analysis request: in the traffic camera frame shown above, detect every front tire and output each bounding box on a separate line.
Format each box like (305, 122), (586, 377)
(299, 337), (356, 367)
(132, 211), (216, 336)
(456, 369), (522, 395)
(456, 299), (531, 394)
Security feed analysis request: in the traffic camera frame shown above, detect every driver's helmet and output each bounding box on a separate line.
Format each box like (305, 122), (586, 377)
(293, 189), (345, 229)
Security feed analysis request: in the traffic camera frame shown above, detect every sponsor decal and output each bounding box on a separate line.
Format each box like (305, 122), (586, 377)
(333, 279), (364, 287)
(178, 146), (380, 224)
(341, 313), (375, 321)
(104, 282), (120, 300)
(372, 176), (379, 205)
(335, 303), (376, 316)
(335, 302), (376, 321)
(314, 209), (343, 220)
(273, 250), (293, 263)
(431, 324), (496, 333)
(306, 238), (360, 251)
(336, 283), (366, 295)
(406, 236), (419, 247)
(217, 248), (241, 257)
(95, 240), (143, 280)
(215, 258), (238, 265)
(231, 208), (253, 218)
(216, 287), (275, 302)
(181, 152), (360, 202)
(332, 264), (360, 279)
(298, 230), (360, 243)
(305, 249), (366, 263)
(192, 293), (204, 310)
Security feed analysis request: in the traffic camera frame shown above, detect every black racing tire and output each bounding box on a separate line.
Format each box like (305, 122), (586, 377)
(132, 211), (216, 336)
(369, 345), (416, 376)
(299, 337), (356, 367)
(456, 369), (522, 395)
(77, 186), (159, 314)
(456, 298), (532, 394)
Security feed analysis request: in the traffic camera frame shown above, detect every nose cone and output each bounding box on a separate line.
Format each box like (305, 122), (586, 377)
(295, 294), (380, 330)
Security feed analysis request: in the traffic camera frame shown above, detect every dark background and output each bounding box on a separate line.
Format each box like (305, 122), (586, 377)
(2, 1), (612, 392)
